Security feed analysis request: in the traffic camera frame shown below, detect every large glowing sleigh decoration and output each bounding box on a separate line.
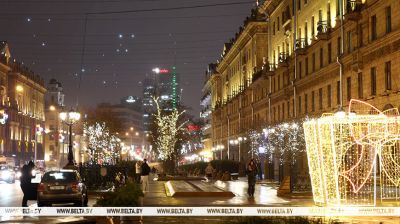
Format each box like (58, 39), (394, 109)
(303, 99), (400, 206)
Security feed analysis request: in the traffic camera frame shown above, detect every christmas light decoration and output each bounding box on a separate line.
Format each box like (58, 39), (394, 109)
(152, 97), (186, 160)
(84, 122), (121, 164)
(304, 99), (400, 206)
(260, 121), (305, 165)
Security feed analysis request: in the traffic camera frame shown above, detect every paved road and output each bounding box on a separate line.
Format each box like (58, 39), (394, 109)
(0, 180), (97, 207)
(0, 181), (24, 207)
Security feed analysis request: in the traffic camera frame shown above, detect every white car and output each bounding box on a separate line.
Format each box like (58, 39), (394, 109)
(0, 165), (16, 183)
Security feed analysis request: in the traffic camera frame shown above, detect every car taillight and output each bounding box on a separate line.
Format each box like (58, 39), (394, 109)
(71, 182), (79, 192)
(37, 183), (45, 192)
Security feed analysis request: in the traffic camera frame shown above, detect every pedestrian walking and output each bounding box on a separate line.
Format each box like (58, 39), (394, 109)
(20, 161), (35, 207)
(246, 159), (258, 197)
(135, 161), (142, 184)
(140, 159), (151, 193)
(205, 163), (214, 181)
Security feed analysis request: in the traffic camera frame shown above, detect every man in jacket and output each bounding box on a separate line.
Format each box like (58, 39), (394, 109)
(140, 159), (151, 193)
(20, 161), (35, 206)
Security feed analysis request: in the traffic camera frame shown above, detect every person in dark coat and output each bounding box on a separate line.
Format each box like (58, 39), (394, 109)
(247, 159), (258, 197)
(140, 159), (151, 193)
(20, 161), (35, 207)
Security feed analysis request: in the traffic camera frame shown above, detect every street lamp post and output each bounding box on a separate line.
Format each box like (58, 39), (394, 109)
(34, 125), (44, 164)
(59, 110), (81, 169)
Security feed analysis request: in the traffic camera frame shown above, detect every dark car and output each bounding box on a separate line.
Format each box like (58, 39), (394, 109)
(0, 165), (16, 183)
(37, 170), (88, 207)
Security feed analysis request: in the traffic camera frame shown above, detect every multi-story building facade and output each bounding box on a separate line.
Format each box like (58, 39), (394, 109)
(44, 78), (65, 168)
(209, 9), (268, 163)
(0, 42), (10, 156)
(142, 74), (156, 133)
(208, 0), (400, 184)
(155, 67), (181, 111)
(0, 41), (46, 166)
(200, 64), (215, 159)
(97, 102), (145, 159)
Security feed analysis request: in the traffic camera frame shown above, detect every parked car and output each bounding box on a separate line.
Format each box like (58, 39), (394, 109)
(37, 170), (88, 207)
(0, 165), (16, 183)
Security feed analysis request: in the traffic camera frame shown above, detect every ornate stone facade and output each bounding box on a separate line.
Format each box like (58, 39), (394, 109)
(208, 0), (400, 183)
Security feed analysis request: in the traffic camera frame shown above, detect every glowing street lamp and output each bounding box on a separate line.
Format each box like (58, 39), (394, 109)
(59, 109), (81, 169)
(16, 85), (23, 92)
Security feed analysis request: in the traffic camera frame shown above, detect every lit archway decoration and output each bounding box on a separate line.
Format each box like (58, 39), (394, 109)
(304, 99), (400, 206)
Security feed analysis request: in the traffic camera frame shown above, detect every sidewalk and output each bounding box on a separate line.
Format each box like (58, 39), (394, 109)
(143, 175), (314, 207)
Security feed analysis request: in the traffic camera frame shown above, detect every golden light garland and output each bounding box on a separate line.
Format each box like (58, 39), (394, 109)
(304, 99), (400, 206)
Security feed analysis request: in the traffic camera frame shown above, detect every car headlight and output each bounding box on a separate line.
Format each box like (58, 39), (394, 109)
(2, 170), (10, 179)
(16, 171), (21, 179)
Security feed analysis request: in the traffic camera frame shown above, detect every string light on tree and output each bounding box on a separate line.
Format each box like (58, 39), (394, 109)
(152, 97), (186, 160)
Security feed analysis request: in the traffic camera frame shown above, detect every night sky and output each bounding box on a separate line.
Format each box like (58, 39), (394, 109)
(2, 0), (255, 116)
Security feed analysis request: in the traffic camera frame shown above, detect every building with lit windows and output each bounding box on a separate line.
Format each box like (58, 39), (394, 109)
(208, 9), (268, 163)
(200, 64), (215, 159)
(0, 42), (10, 156)
(154, 67), (181, 111)
(0, 41), (46, 166)
(97, 102), (145, 157)
(44, 79), (65, 168)
(208, 0), (400, 186)
(142, 74), (156, 133)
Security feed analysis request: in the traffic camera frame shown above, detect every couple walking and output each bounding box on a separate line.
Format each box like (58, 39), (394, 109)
(135, 159), (151, 193)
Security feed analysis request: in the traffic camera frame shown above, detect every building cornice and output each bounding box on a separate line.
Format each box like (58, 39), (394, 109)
(216, 21), (268, 73)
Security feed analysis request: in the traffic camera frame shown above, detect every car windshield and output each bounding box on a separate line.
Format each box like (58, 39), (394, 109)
(42, 171), (77, 183)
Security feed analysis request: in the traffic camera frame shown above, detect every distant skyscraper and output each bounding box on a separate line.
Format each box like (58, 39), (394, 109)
(142, 73), (156, 133)
(153, 67), (181, 111)
(141, 67), (181, 132)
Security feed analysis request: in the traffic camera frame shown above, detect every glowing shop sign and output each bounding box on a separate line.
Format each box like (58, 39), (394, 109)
(304, 99), (400, 206)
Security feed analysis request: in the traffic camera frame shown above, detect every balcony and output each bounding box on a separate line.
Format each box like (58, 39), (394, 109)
(316, 21), (330, 40)
(278, 52), (289, 67)
(345, 0), (363, 21)
(252, 69), (264, 83)
(265, 63), (276, 76)
(295, 38), (307, 55)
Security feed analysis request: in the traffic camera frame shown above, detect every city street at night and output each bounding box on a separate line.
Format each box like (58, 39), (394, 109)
(2, 0), (400, 223)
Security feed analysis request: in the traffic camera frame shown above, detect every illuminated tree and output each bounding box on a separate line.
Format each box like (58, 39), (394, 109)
(151, 97), (187, 173)
(84, 122), (122, 164)
(152, 97), (186, 159)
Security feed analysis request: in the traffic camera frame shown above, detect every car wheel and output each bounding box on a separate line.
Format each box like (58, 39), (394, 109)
(37, 202), (46, 207)
(83, 192), (88, 207)
(74, 200), (83, 207)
